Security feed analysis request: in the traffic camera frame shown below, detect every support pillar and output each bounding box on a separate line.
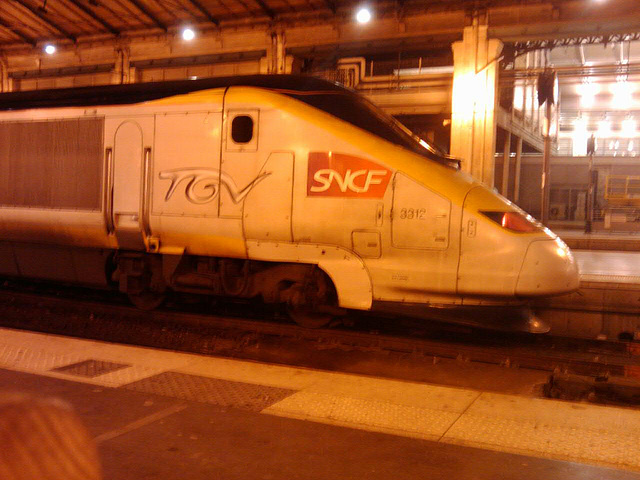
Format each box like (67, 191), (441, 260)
(0, 57), (11, 92)
(262, 30), (290, 74)
(501, 131), (511, 198)
(541, 100), (552, 225)
(450, 18), (503, 186)
(513, 137), (523, 204)
(113, 47), (134, 84)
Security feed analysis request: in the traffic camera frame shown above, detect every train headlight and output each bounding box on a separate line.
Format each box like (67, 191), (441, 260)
(480, 211), (543, 233)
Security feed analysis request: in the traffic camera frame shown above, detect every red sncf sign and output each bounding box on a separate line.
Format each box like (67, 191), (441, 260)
(307, 152), (391, 198)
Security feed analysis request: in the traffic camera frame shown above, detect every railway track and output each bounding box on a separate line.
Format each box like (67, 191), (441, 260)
(0, 281), (639, 404)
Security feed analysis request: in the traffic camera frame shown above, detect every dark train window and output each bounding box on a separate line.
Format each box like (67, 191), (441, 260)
(231, 115), (253, 143)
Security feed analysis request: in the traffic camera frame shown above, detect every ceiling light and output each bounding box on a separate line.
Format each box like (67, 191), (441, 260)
(44, 44), (56, 55)
(356, 7), (372, 24)
(182, 28), (195, 41)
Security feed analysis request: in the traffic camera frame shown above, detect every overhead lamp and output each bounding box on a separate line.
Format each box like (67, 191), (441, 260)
(44, 44), (56, 55)
(356, 7), (372, 24)
(182, 27), (195, 41)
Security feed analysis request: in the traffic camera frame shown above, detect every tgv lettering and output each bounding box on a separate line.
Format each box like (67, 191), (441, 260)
(311, 169), (388, 193)
(159, 168), (270, 204)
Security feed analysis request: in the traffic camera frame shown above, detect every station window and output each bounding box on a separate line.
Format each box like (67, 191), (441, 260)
(231, 115), (253, 143)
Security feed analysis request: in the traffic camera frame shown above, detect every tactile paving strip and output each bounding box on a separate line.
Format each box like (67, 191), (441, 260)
(263, 391), (462, 440)
(52, 359), (131, 378)
(443, 413), (640, 469)
(122, 371), (296, 412)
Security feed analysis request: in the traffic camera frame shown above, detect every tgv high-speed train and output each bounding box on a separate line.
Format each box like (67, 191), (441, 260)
(0, 75), (579, 331)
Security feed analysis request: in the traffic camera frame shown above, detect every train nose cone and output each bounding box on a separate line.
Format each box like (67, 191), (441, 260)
(515, 238), (580, 296)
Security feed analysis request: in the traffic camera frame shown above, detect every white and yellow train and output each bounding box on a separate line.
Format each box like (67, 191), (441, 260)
(0, 75), (579, 331)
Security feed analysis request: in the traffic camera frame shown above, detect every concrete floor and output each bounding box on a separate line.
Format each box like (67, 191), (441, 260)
(0, 328), (639, 479)
(1, 368), (639, 480)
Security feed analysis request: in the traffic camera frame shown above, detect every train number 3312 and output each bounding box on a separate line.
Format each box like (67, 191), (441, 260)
(399, 208), (426, 220)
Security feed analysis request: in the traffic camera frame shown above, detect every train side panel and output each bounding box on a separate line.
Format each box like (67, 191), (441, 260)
(232, 87), (466, 307)
(0, 116), (114, 283)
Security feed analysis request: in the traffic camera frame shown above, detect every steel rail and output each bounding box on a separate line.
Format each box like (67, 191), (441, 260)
(0, 285), (636, 384)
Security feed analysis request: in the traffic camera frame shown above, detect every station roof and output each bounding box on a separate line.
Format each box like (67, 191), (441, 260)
(0, 0), (602, 50)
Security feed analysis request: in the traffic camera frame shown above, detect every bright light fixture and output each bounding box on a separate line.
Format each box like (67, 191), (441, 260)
(572, 117), (589, 156)
(182, 28), (195, 41)
(577, 80), (599, 108)
(597, 119), (612, 138)
(622, 118), (637, 137)
(611, 79), (634, 109)
(356, 8), (372, 23)
(44, 44), (56, 55)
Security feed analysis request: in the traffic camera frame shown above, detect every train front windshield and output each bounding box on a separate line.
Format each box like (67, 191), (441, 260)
(282, 90), (452, 167)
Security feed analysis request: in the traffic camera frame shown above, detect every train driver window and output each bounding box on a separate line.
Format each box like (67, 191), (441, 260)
(231, 115), (253, 144)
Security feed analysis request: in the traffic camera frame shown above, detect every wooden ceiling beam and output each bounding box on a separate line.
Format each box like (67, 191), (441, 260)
(126, 0), (168, 31)
(65, 0), (121, 36)
(10, 0), (77, 42)
(0, 16), (37, 46)
(323, 0), (337, 14)
(184, 0), (220, 26)
(252, 0), (276, 19)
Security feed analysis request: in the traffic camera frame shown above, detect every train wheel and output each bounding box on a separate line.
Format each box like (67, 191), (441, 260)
(287, 305), (333, 329)
(128, 291), (166, 310)
(286, 268), (336, 328)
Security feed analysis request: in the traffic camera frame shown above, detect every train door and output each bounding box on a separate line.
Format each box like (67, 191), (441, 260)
(391, 173), (451, 249)
(243, 152), (294, 242)
(390, 172), (457, 292)
(105, 117), (154, 251)
(220, 108), (263, 218)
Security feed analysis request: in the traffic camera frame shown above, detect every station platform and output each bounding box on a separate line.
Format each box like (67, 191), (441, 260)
(555, 229), (640, 251)
(0, 327), (639, 479)
(538, 250), (640, 339)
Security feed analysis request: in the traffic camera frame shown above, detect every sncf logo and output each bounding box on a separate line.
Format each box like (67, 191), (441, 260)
(307, 152), (391, 198)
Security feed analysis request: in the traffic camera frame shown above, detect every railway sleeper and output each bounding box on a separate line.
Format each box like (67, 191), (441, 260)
(545, 372), (640, 405)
